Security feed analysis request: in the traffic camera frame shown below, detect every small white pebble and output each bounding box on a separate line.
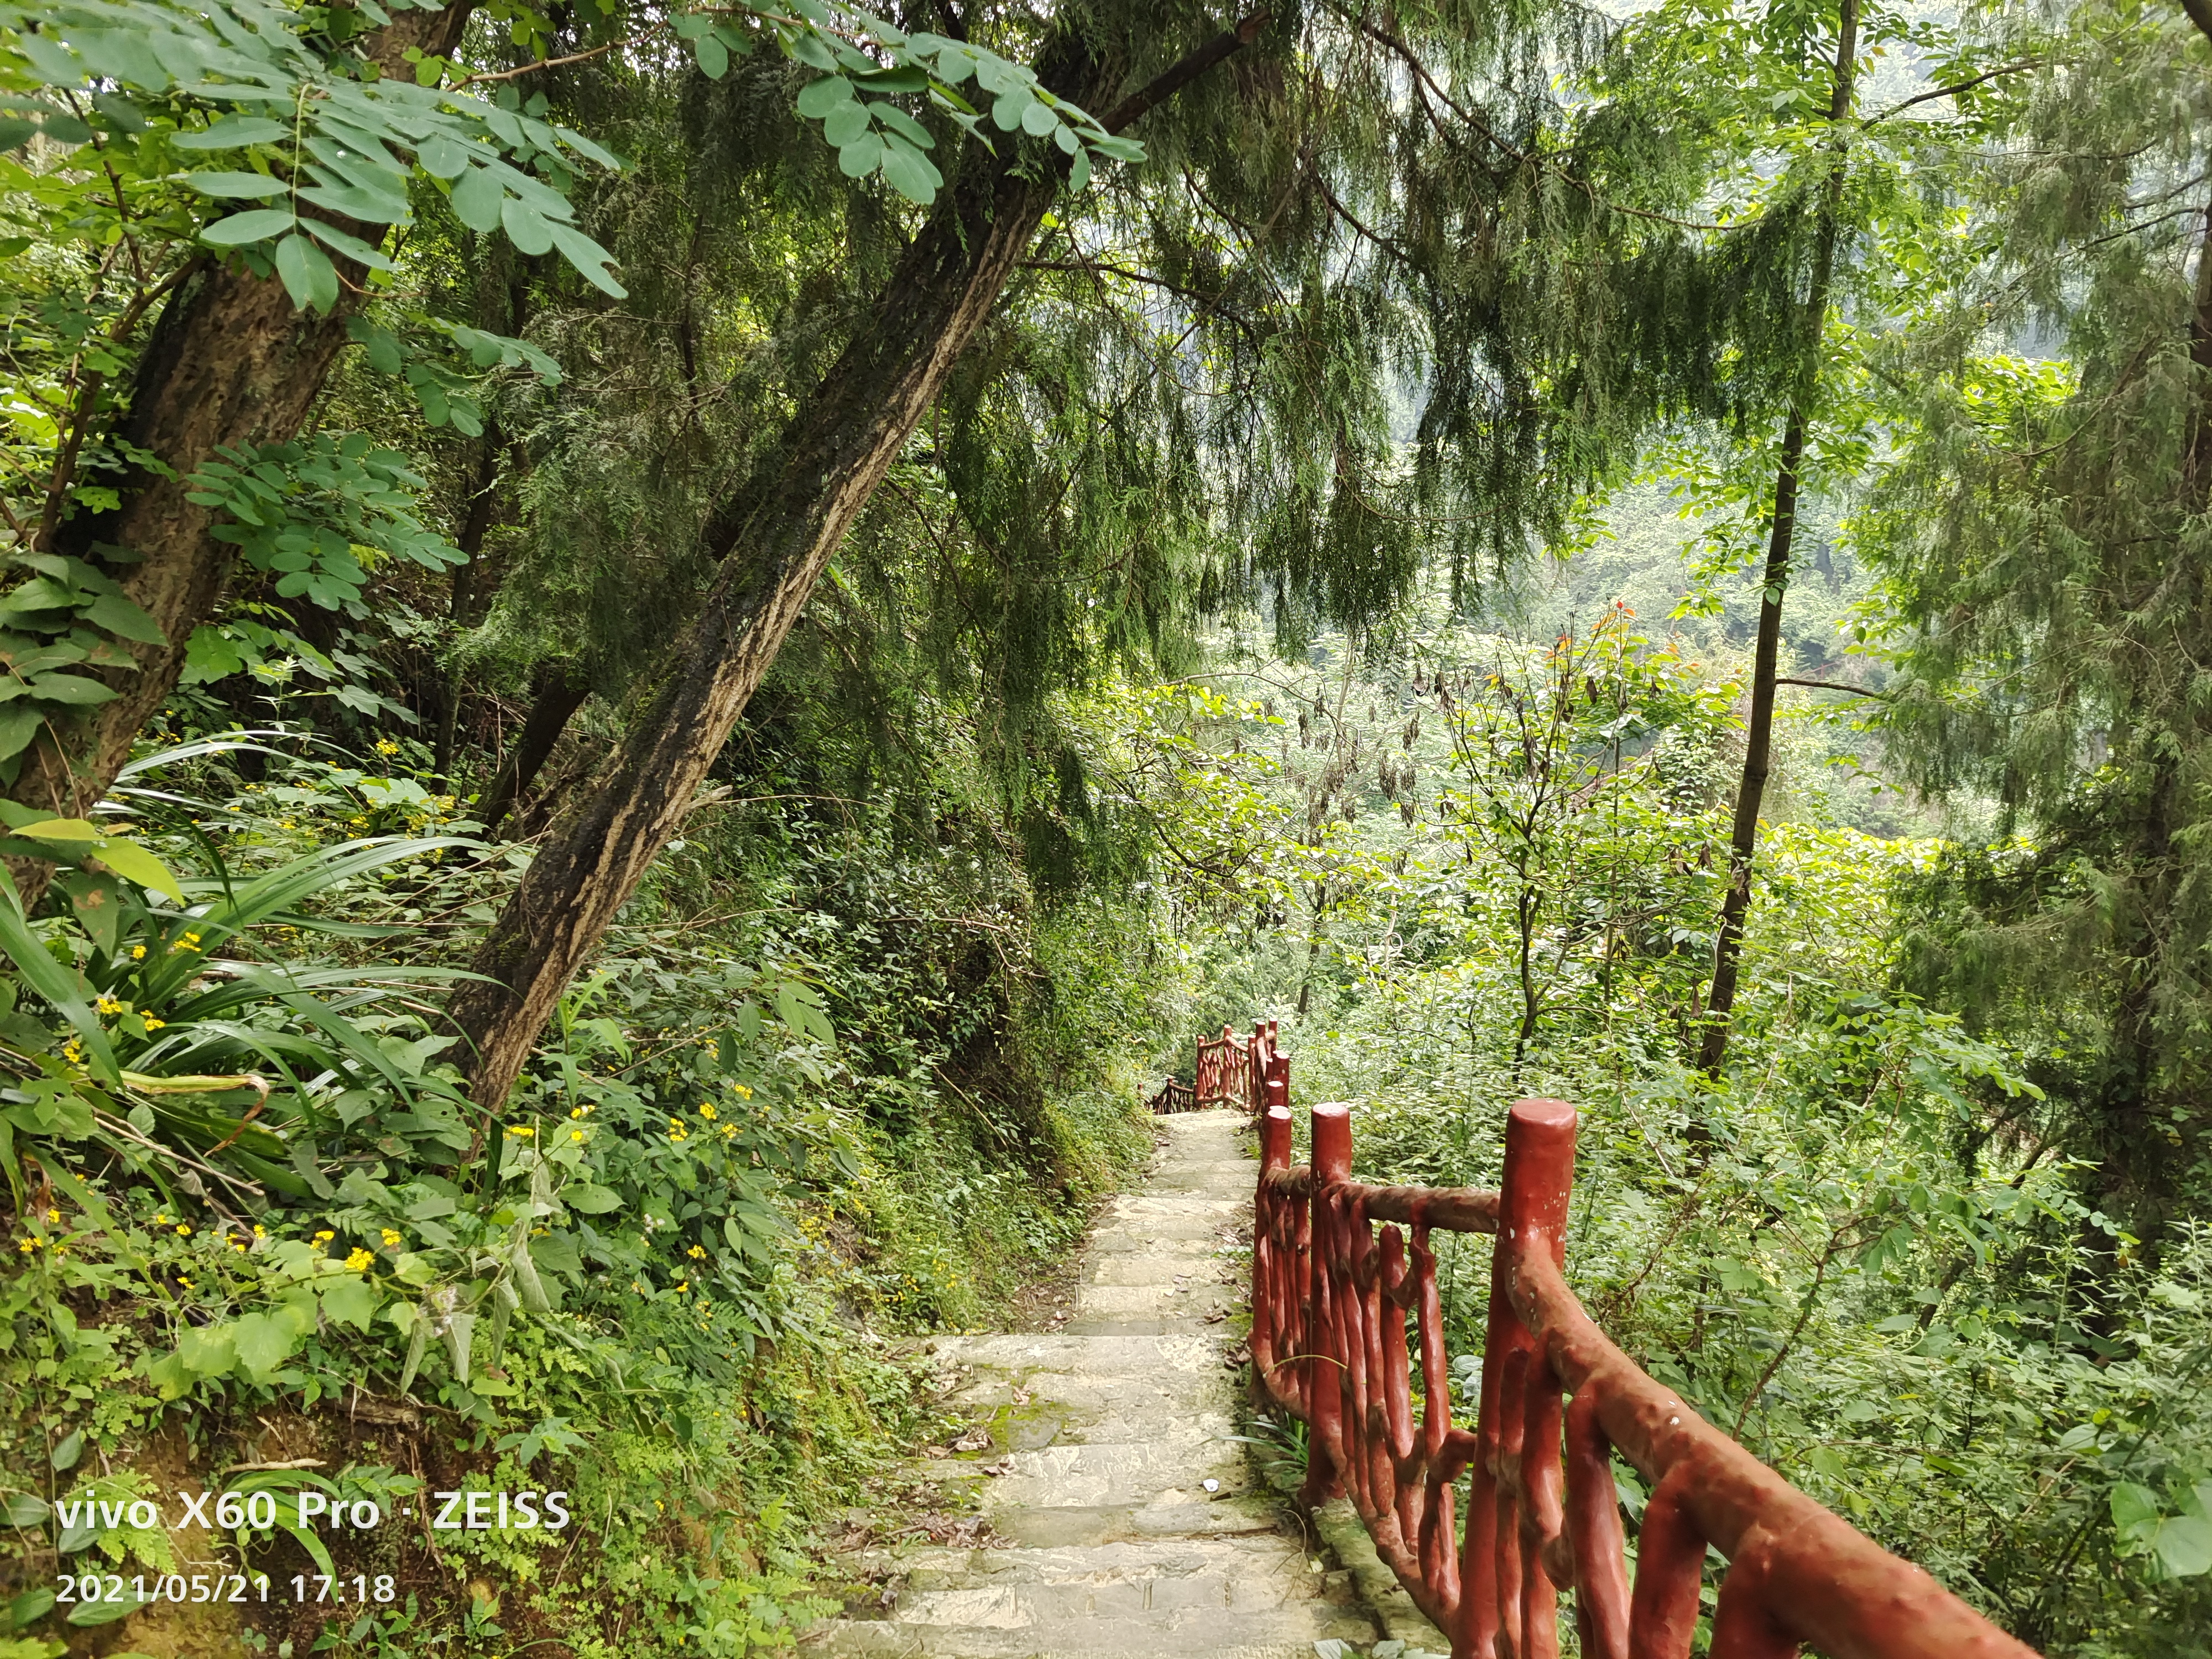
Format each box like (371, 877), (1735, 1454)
(1669, 1415), (1679, 1425)
(1203, 1478), (1219, 1492)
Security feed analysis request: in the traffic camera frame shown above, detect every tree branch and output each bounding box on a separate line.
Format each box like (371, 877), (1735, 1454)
(2183, 0), (2212, 51)
(1775, 676), (1888, 697)
(1863, 59), (2040, 126)
(1100, 9), (1271, 135)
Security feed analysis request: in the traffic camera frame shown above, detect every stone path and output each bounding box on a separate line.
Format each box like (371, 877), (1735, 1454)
(810, 1108), (1403, 1658)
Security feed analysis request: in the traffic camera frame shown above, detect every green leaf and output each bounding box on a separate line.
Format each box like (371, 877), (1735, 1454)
(84, 592), (165, 645)
(1020, 98), (1058, 138)
(301, 217), (398, 273)
(694, 32), (729, 79)
(449, 167), (505, 233)
(296, 183), (409, 225)
(565, 1182), (620, 1213)
(795, 75), (855, 119)
(7, 1584), (57, 1627)
(273, 234), (340, 314)
(0, 873), (119, 1084)
(320, 1274), (379, 1331)
(499, 197), (554, 256)
(1068, 146), (1091, 192)
(837, 133), (886, 179)
(88, 839), (185, 904)
(2153, 1515), (2212, 1578)
(2112, 1482), (2163, 1533)
(822, 98), (870, 147)
(50, 1430), (83, 1471)
(67, 1592), (143, 1626)
(58, 872), (121, 955)
(547, 221), (626, 298)
(173, 116), (288, 149)
(418, 134), (471, 179)
(232, 1309), (306, 1379)
(0, 707), (41, 763)
(201, 208), (296, 248)
(177, 1323), (237, 1376)
(4, 1491), (53, 1526)
(11, 819), (103, 844)
(24, 674), (116, 706)
(186, 171), (287, 200)
(877, 137), (941, 204)
(352, 321), (405, 375)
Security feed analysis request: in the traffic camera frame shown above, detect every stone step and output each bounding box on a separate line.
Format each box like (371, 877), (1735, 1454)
(927, 1334), (1229, 1376)
(982, 1438), (1254, 1509)
(815, 1595), (1378, 1658)
(1073, 1285), (1236, 1321)
(866, 1535), (1327, 1589)
(1089, 1216), (1246, 1249)
(1084, 1265), (1248, 1292)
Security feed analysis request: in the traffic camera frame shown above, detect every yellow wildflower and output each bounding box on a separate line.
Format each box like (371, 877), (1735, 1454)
(729, 1082), (753, 1099)
(380, 1228), (401, 1248)
(686, 1244), (705, 1260)
(174, 1223), (191, 1237)
(129, 944), (145, 960)
(140, 1015), (165, 1032)
(375, 739), (400, 757)
(504, 1124), (535, 1138)
(698, 1103), (717, 1121)
(672, 1281), (688, 1293)
(344, 1248), (374, 1271)
(96, 995), (124, 1015)
(45, 1207), (58, 1223)
(571, 1129), (585, 1142)
(313, 1229), (335, 1244)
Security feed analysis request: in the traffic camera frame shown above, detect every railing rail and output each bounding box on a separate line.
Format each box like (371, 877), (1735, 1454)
(1215, 1031), (2040, 1659)
(1184, 1020), (1279, 1112)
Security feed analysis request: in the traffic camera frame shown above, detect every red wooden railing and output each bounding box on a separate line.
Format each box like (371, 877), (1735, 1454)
(1208, 1034), (2042, 1659)
(1192, 1020), (1279, 1109)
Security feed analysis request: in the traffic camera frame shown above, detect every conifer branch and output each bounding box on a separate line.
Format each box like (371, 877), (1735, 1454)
(1100, 9), (1272, 135)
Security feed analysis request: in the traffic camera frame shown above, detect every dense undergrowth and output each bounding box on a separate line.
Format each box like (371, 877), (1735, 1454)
(1179, 617), (2212, 1658)
(0, 710), (1160, 1657)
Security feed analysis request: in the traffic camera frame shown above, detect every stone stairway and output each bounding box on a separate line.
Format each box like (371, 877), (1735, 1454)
(809, 1108), (1421, 1658)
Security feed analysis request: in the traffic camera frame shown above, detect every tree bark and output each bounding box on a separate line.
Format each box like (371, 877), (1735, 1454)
(7, 4), (479, 855)
(447, 15), (1271, 1109)
(476, 660), (591, 834)
(1697, 0), (1859, 1076)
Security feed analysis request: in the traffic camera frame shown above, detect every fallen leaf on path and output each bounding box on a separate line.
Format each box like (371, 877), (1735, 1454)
(950, 1427), (992, 1453)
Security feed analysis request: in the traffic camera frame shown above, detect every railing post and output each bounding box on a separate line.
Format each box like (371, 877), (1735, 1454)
(1301, 1099), (1352, 1506)
(1458, 1098), (1576, 1659)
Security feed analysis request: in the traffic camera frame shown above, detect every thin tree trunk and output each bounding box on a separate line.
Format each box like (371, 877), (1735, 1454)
(447, 15), (1270, 1110)
(477, 661), (591, 835)
(1698, 0), (1859, 1075)
(5, 4), (478, 873)
(435, 430), (509, 784)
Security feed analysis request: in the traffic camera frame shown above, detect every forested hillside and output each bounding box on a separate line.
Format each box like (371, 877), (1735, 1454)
(0, 0), (2208, 1656)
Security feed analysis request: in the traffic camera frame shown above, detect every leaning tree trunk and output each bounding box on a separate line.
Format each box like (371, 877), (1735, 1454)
(1697, 0), (1859, 1076)
(7, 4), (479, 867)
(447, 15), (1270, 1109)
(476, 659), (591, 834)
